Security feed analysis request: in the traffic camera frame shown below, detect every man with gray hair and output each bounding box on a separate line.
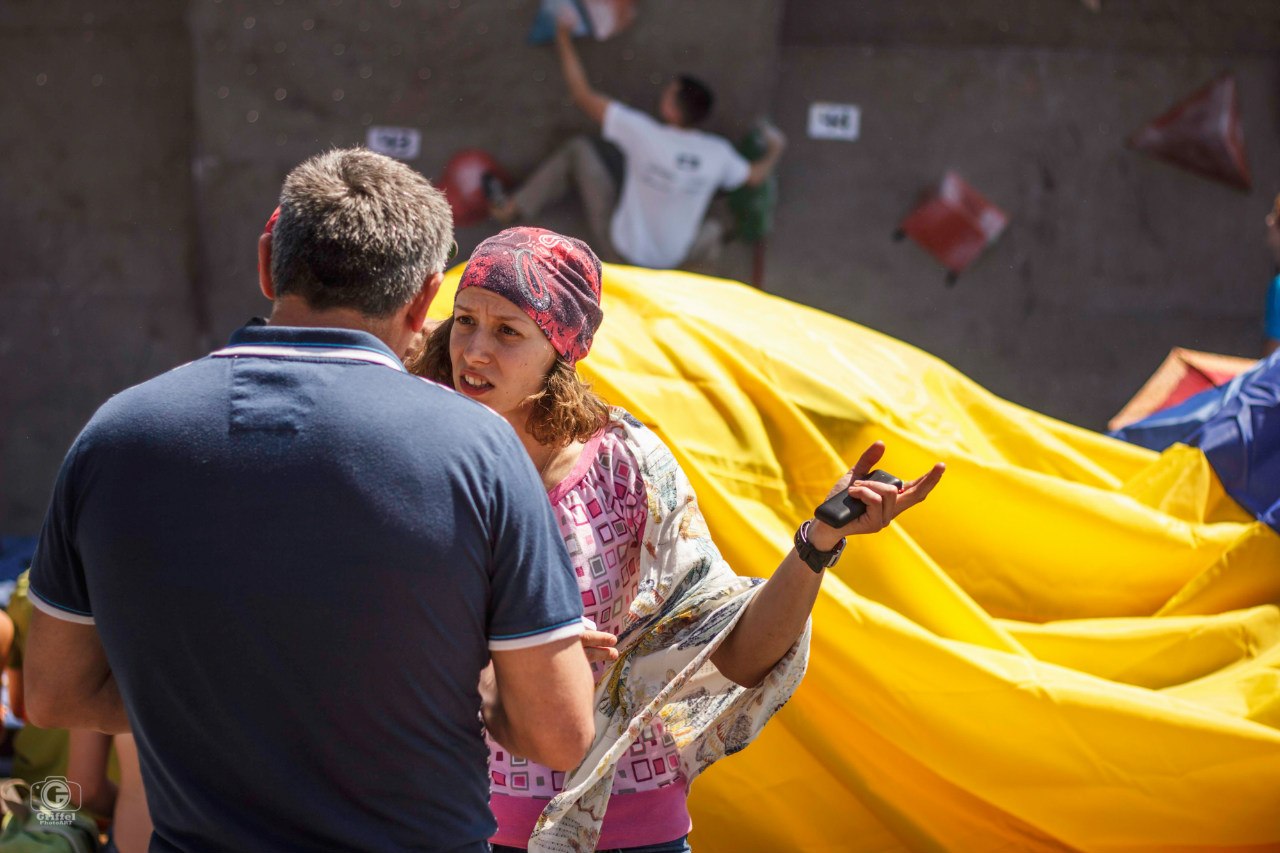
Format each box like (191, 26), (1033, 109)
(23, 148), (594, 852)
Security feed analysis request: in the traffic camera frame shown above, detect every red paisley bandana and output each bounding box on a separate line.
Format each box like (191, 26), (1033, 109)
(458, 227), (603, 367)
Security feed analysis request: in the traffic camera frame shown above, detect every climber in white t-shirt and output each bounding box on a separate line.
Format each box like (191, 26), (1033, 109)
(490, 19), (786, 270)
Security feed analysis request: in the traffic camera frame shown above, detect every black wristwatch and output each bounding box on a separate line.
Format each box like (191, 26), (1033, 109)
(794, 519), (846, 574)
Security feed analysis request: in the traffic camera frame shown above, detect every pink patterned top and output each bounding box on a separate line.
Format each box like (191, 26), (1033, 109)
(488, 425), (692, 849)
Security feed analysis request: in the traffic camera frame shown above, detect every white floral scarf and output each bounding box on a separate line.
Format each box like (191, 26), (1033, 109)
(528, 409), (811, 853)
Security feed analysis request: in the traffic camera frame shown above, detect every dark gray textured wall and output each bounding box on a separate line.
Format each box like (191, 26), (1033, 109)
(0, 2), (198, 532)
(0, 0), (783, 534)
(189, 0), (784, 337)
(782, 1), (1280, 53)
(771, 1), (1280, 427)
(2, 0), (1278, 533)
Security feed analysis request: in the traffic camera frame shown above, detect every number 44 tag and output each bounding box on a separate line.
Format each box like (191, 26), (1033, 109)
(807, 103), (861, 142)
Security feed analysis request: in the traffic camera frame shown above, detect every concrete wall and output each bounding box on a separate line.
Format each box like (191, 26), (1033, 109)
(0, 2), (198, 532)
(0, 0), (783, 534)
(2, 0), (1279, 533)
(189, 0), (783, 337)
(770, 56), (1280, 428)
(782, 1), (1280, 53)
(771, 1), (1280, 429)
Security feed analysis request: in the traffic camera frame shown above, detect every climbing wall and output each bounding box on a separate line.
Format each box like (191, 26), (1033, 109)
(3, 0), (1280, 534)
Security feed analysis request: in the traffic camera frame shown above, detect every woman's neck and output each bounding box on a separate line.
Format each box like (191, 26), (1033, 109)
(517, 427), (583, 491)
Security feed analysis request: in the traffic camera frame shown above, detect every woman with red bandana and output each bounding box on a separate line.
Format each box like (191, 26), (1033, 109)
(408, 227), (944, 853)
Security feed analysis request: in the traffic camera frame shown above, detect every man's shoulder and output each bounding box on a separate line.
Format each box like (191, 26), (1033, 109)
(89, 356), (507, 440)
(381, 377), (531, 469)
(688, 127), (744, 158)
(387, 375), (514, 431)
(84, 356), (217, 427)
(605, 100), (660, 134)
(606, 100), (643, 120)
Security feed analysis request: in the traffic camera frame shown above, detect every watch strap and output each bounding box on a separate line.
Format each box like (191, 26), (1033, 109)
(794, 519), (846, 573)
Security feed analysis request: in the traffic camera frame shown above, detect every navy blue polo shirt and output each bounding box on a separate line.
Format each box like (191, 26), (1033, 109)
(30, 321), (583, 853)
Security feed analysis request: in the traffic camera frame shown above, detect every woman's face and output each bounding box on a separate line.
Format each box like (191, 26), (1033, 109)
(449, 287), (558, 428)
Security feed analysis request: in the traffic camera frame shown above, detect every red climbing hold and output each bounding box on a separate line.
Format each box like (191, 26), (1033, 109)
(897, 171), (1009, 281)
(1127, 73), (1251, 191)
(437, 149), (510, 228)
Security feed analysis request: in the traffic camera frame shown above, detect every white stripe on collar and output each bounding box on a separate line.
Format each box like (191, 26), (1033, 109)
(210, 343), (406, 373)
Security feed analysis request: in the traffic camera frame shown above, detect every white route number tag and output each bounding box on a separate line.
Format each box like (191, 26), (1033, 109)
(366, 126), (422, 160)
(807, 103), (861, 141)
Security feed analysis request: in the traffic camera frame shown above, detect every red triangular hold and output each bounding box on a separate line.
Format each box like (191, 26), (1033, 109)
(898, 172), (1009, 277)
(1127, 73), (1251, 190)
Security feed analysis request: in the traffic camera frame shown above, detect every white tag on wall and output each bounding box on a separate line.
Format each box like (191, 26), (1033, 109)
(366, 126), (422, 160)
(807, 103), (861, 141)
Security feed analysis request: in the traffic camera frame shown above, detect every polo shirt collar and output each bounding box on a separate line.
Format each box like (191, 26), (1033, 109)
(215, 319), (407, 373)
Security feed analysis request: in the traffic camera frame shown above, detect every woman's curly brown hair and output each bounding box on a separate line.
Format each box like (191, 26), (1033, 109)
(406, 316), (610, 448)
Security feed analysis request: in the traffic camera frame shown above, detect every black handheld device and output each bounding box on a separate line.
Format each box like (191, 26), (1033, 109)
(814, 469), (904, 527)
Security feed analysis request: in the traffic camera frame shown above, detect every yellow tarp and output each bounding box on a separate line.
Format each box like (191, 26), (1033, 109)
(433, 264), (1280, 852)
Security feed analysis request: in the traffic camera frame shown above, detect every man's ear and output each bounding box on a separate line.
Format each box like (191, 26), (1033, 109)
(258, 233), (275, 301)
(406, 271), (445, 333)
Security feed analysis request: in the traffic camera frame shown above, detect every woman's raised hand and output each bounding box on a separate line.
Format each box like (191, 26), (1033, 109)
(815, 441), (946, 543)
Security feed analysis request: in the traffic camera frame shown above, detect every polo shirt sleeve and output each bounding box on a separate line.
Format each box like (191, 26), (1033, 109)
(485, 438), (584, 652)
(719, 142), (752, 191)
(1265, 272), (1280, 339)
(602, 101), (656, 156)
(28, 436), (95, 625)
